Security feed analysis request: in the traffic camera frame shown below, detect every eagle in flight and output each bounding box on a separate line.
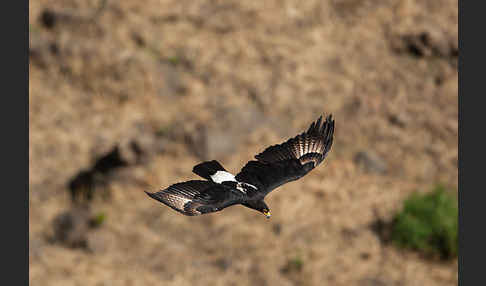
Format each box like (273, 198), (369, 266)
(146, 114), (335, 218)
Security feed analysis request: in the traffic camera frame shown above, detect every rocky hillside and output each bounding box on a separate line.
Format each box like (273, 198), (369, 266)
(30, 1), (458, 285)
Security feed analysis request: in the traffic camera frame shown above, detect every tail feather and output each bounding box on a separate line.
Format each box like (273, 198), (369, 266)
(192, 160), (227, 181)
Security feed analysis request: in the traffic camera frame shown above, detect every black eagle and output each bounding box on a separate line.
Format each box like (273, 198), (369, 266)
(145, 114), (335, 218)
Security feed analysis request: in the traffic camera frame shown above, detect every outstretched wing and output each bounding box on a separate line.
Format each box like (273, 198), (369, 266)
(145, 180), (245, 216)
(235, 115), (335, 195)
(255, 115), (334, 166)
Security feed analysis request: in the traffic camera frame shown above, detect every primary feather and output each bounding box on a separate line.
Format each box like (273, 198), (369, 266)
(145, 180), (244, 216)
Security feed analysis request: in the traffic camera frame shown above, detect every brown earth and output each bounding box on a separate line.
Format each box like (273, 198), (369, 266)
(29, 0), (458, 285)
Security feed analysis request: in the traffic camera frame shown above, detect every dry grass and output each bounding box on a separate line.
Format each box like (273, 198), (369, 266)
(30, 0), (457, 285)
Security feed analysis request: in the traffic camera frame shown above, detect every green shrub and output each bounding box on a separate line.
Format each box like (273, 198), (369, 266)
(282, 256), (304, 274)
(90, 212), (106, 228)
(155, 125), (172, 137)
(391, 185), (458, 259)
(167, 56), (180, 66)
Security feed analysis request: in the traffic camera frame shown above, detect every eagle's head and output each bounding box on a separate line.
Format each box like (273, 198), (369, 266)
(262, 208), (272, 219)
(241, 200), (271, 218)
(253, 200), (271, 219)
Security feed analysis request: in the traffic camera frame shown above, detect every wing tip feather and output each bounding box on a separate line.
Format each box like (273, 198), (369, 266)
(145, 190), (158, 199)
(253, 113), (335, 164)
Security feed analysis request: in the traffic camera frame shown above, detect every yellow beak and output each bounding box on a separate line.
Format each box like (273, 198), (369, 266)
(263, 210), (271, 219)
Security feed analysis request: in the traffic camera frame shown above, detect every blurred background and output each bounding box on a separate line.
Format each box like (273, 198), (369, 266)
(29, 0), (458, 285)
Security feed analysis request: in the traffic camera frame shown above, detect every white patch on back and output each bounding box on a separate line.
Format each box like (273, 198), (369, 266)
(210, 171), (236, 184)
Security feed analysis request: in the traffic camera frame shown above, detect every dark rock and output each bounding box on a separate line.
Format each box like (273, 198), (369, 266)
(39, 3), (107, 30)
(370, 216), (393, 244)
(68, 170), (108, 203)
(68, 133), (163, 204)
(391, 25), (458, 65)
(52, 206), (92, 249)
(92, 146), (129, 174)
(132, 32), (145, 47)
(40, 9), (57, 29)
(388, 113), (407, 128)
(434, 75), (444, 86)
(51, 207), (110, 253)
(272, 223), (282, 235)
(214, 258), (232, 270)
(49, 42), (60, 55)
(360, 252), (371, 260)
(354, 151), (388, 174)
(68, 146), (129, 204)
